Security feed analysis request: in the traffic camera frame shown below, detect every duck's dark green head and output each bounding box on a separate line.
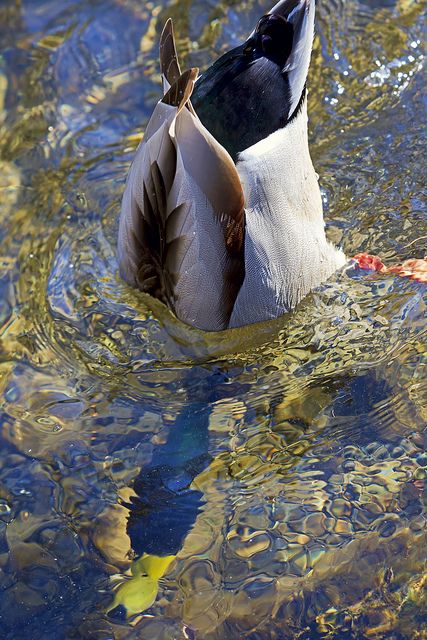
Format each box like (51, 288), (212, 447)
(192, 0), (315, 160)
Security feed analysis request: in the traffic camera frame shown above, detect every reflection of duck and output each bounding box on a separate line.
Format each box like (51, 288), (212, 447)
(117, 0), (347, 331)
(106, 401), (214, 620)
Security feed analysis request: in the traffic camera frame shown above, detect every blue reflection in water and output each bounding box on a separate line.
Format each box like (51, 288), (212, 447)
(126, 403), (212, 557)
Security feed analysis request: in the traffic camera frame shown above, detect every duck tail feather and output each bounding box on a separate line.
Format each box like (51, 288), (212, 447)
(281, 0), (315, 119)
(160, 19), (181, 89)
(162, 67), (199, 113)
(160, 19), (198, 116)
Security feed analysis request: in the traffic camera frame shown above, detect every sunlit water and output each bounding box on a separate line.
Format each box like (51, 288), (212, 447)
(0, 0), (426, 638)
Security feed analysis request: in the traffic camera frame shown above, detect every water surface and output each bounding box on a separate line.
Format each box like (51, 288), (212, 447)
(0, 0), (426, 638)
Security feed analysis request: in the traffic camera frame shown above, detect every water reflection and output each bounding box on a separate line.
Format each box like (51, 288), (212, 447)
(0, 0), (426, 638)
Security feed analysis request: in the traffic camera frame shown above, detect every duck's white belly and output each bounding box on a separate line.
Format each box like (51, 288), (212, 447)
(229, 203), (346, 327)
(229, 112), (346, 328)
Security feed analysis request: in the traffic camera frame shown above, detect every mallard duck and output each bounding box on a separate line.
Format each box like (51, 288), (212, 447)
(117, 0), (346, 331)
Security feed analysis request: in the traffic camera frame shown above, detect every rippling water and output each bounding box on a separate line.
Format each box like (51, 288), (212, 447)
(0, 0), (426, 638)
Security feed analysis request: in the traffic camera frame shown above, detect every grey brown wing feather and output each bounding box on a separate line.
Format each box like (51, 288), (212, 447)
(117, 103), (177, 301)
(118, 68), (245, 331)
(172, 108), (245, 323)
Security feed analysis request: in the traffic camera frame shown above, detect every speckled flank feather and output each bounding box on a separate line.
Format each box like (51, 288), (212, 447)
(229, 98), (346, 327)
(117, 68), (245, 331)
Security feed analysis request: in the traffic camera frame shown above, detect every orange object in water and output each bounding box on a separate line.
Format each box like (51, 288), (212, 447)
(353, 253), (385, 272)
(353, 253), (427, 284)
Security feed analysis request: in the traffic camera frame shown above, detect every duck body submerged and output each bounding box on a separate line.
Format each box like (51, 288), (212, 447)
(117, 0), (346, 331)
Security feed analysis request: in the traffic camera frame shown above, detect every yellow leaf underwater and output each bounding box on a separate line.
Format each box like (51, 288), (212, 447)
(135, 553), (175, 580)
(108, 554), (176, 617)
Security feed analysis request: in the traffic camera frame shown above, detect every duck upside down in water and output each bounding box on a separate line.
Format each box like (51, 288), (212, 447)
(117, 0), (347, 330)
(117, 0), (425, 331)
